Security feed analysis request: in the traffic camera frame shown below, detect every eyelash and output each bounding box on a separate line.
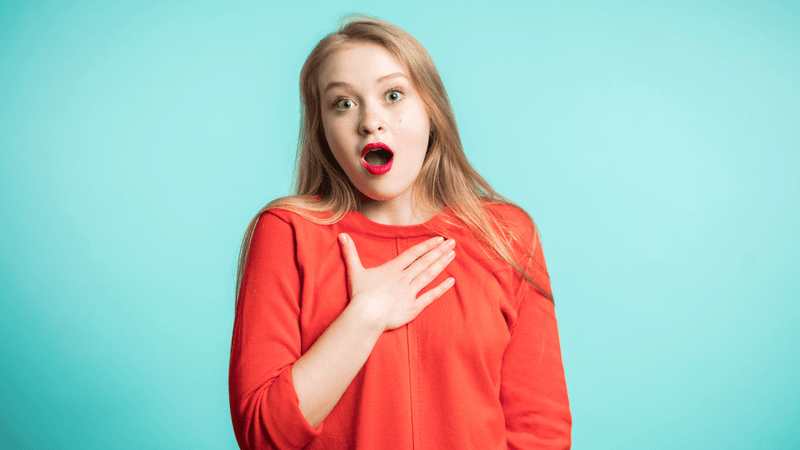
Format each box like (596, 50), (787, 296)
(331, 87), (406, 111)
(385, 87), (405, 102)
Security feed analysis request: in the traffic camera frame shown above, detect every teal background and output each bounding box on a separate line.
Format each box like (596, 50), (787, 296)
(1, 0), (798, 448)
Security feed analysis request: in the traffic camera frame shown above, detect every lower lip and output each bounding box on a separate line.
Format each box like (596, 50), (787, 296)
(362, 157), (393, 175)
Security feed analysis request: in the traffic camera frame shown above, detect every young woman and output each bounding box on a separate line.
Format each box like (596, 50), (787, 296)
(229, 15), (571, 450)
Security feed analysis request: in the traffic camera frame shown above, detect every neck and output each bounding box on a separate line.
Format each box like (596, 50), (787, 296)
(355, 191), (443, 226)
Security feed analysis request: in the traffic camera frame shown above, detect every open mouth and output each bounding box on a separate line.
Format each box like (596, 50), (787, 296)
(364, 148), (393, 166)
(361, 142), (394, 175)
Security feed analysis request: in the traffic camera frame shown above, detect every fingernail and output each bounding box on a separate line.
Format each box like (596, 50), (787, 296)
(339, 234), (347, 244)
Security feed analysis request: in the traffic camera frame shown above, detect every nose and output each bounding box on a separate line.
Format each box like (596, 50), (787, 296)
(358, 102), (384, 136)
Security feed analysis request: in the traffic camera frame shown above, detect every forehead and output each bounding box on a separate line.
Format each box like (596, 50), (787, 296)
(318, 42), (408, 91)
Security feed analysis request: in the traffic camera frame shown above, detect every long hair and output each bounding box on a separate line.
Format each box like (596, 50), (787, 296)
(236, 14), (552, 303)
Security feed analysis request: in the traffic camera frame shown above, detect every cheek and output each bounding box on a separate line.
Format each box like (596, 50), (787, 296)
(322, 116), (348, 149)
(320, 117), (345, 163)
(409, 114), (430, 147)
(400, 104), (430, 144)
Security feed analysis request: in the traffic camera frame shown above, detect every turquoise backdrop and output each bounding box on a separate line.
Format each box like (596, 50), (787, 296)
(1, 0), (798, 448)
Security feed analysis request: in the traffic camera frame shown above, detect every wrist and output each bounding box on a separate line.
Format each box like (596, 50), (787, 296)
(342, 299), (387, 338)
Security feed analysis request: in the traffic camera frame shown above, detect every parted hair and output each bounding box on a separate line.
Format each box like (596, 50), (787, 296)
(236, 14), (552, 303)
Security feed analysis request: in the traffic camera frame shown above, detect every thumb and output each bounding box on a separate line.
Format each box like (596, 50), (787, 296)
(338, 233), (363, 272)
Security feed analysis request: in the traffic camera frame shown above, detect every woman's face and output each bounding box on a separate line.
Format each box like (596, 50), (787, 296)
(318, 42), (430, 206)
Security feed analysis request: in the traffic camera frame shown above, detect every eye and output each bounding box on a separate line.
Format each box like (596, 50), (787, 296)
(334, 98), (355, 111)
(385, 89), (404, 103)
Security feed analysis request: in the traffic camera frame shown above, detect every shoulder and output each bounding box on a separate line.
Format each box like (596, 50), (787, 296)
(249, 204), (348, 261)
(483, 199), (552, 298)
(247, 210), (296, 257)
(254, 205), (335, 232)
(482, 200), (537, 249)
(249, 207), (328, 250)
(252, 209), (293, 237)
(257, 208), (298, 227)
(253, 195), (338, 228)
(246, 207), (333, 269)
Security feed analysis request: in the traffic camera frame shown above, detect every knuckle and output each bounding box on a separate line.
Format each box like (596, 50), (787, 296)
(420, 252), (437, 267)
(429, 247), (443, 259)
(409, 249), (426, 263)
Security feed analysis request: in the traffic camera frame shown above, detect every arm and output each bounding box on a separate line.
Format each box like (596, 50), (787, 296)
(229, 214), (456, 449)
(500, 228), (572, 449)
(229, 213), (320, 449)
(289, 295), (383, 428)
(293, 232), (456, 427)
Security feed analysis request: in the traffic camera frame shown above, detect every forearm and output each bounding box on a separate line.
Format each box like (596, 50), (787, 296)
(290, 303), (384, 428)
(502, 285), (571, 449)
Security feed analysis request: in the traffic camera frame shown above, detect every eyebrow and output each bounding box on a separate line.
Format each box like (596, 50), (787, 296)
(322, 72), (409, 94)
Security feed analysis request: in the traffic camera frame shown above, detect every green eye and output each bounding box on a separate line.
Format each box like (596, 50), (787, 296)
(335, 99), (355, 110)
(385, 90), (403, 102)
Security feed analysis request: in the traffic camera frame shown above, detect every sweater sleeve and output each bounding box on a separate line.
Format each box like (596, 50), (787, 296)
(229, 212), (322, 450)
(500, 226), (572, 449)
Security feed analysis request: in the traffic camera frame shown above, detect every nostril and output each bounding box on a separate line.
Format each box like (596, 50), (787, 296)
(360, 124), (383, 135)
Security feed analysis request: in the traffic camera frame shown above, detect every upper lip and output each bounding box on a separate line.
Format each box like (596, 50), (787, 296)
(361, 142), (393, 159)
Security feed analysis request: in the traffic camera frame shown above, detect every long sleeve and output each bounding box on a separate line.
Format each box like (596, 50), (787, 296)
(229, 212), (321, 450)
(229, 204), (570, 449)
(500, 227), (572, 449)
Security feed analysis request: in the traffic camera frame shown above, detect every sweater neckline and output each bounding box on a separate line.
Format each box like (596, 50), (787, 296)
(345, 205), (453, 238)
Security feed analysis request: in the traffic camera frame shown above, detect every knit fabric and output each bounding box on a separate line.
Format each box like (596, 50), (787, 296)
(229, 202), (571, 449)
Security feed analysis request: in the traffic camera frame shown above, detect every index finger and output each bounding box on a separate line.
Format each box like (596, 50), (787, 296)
(391, 236), (446, 271)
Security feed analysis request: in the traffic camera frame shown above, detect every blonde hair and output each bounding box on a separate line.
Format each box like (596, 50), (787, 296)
(236, 14), (552, 303)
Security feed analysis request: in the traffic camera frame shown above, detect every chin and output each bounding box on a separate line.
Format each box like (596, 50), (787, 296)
(362, 193), (395, 202)
(355, 189), (386, 203)
(358, 187), (403, 203)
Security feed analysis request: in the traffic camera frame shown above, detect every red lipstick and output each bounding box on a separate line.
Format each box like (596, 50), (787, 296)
(361, 142), (394, 175)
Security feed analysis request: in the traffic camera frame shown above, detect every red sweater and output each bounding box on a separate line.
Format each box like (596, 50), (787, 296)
(229, 202), (571, 449)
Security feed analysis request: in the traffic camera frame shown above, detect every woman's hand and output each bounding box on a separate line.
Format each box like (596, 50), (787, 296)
(338, 233), (456, 332)
(288, 233), (456, 428)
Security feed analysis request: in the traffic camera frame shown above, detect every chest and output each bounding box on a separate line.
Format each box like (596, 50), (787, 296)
(295, 235), (517, 365)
